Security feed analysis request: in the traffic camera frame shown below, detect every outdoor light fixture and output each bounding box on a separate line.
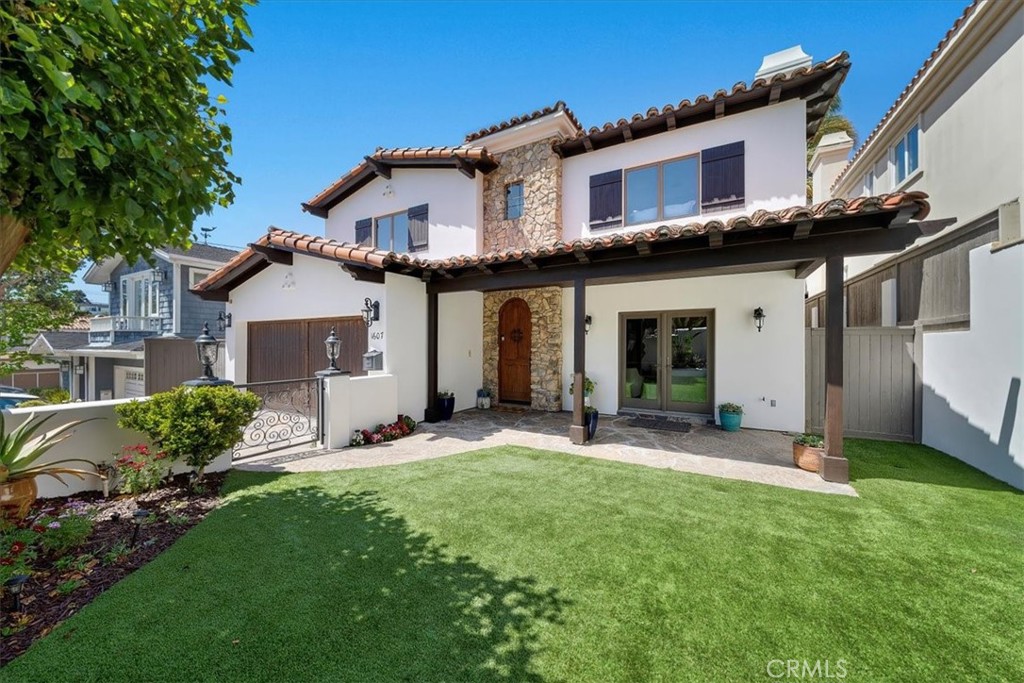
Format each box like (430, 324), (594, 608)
(217, 311), (232, 331)
(102, 281), (114, 292)
(316, 326), (345, 377)
(361, 298), (380, 328)
(584, 315), (593, 335)
(183, 322), (232, 387)
(151, 268), (165, 283)
(753, 307), (766, 333)
(130, 508), (151, 548)
(4, 574), (28, 612)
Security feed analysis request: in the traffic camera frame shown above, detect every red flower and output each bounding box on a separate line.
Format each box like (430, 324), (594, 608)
(0, 557), (13, 566)
(31, 525), (46, 533)
(9, 542), (26, 555)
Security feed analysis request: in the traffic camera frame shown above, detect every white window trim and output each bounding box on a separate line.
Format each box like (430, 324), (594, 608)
(119, 271), (161, 318)
(890, 118), (923, 190)
(189, 268), (213, 288)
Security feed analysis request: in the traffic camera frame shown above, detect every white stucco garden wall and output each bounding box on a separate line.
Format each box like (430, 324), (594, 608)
(561, 271), (806, 432)
(439, 291), (484, 412)
(324, 169), (483, 260)
(382, 273), (427, 419)
(562, 98), (807, 242)
(922, 243), (1023, 489)
(223, 254), (384, 382)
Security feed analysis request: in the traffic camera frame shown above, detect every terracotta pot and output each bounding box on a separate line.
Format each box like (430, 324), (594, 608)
(792, 443), (823, 473)
(0, 478), (38, 520)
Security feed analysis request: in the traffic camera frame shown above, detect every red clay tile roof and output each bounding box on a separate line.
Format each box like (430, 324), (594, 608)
(302, 146), (499, 217)
(464, 101), (584, 143)
(556, 51), (850, 157)
(831, 1), (980, 191)
(195, 192), (929, 295)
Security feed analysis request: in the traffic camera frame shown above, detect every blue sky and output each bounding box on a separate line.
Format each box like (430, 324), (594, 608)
(76, 0), (968, 299)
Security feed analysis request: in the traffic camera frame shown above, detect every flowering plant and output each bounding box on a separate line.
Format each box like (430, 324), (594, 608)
(350, 415), (417, 447)
(113, 444), (169, 495)
(0, 504), (94, 584)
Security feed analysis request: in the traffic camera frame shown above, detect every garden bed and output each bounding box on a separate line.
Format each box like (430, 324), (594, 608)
(1, 472), (225, 666)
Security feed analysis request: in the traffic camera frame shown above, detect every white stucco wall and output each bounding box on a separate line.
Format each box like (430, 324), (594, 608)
(923, 243), (1023, 488)
(562, 98), (808, 242)
(224, 254), (384, 382)
(439, 291), (484, 412)
(382, 272), (427, 419)
(324, 169), (483, 260)
(560, 271), (806, 432)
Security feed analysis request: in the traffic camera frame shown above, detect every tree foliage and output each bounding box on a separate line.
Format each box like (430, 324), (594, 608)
(0, 266), (80, 375)
(807, 95), (858, 201)
(0, 0), (255, 276)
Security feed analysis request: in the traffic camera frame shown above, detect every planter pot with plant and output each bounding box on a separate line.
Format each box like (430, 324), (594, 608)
(569, 376), (598, 440)
(0, 413), (100, 519)
(476, 388), (492, 410)
(717, 403), (743, 432)
(437, 391), (456, 421)
(792, 434), (824, 472)
(585, 407), (599, 441)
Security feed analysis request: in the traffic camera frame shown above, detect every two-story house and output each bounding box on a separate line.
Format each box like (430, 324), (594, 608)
(30, 243), (238, 400)
(804, 0), (1022, 488)
(195, 46), (943, 481)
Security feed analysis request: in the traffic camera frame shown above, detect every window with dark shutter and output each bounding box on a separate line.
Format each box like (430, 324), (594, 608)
(407, 204), (429, 252)
(589, 170), (623, 229)
(354, 218), (372, 246)
(700, 141), (744, 212)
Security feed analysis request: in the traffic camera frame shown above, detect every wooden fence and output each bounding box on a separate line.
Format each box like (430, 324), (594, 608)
(144, 337), (226, 395)
(806, 327), (917, 441)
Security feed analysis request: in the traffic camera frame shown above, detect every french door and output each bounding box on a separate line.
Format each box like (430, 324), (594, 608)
(620, 310), (714, 414)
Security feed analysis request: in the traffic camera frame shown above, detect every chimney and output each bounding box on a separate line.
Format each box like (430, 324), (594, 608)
(755, 45), (812, 81)
(809, 131), (855, 203)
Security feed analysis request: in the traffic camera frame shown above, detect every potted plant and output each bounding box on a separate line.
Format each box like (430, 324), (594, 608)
(585, 406), (599, 441)
(437, 391), (456, 421)
(0, 413), (100, 519)
(476, 388), (492, 410)
(569, 376), (598, 438)
(792, 434), (824, 472)
(568, 375), (596, 406)
(717, 402), (743, 432)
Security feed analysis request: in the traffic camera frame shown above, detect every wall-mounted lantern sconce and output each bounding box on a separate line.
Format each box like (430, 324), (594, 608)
(584, 315), (593, 335)
(753, 307), (766, 333)
(102, 281), (114, 293)
(151, 268), (166, 283)
(362, 298), (380, 328)
(183, 322), (232, 387)
(217, 311), (232, 331)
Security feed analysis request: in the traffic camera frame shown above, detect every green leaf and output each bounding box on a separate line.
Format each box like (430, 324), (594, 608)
(125, 197), (144, 219)
(89, 147), (111, 170)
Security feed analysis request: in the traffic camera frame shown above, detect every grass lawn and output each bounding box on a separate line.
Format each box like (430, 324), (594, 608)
(4, 441), (1022, 682)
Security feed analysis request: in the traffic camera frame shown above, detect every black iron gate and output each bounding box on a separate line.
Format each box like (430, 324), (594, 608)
(232, 377), (323, 460)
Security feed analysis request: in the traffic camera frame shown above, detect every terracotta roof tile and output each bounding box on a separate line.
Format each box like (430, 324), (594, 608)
(464, 101), (584, 143)
(831, 1), (980, 191)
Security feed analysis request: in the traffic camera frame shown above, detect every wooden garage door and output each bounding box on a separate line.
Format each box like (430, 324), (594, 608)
(247, 317), (367, 382)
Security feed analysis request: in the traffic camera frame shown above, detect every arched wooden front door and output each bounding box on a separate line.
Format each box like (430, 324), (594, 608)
(498, 298), (531, 404)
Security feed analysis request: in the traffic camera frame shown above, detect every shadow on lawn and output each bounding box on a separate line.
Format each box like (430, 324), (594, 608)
(223, 480), (569, 682)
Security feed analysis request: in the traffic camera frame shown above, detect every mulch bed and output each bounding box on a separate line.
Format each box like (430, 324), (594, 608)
(1, 473), (226, 666)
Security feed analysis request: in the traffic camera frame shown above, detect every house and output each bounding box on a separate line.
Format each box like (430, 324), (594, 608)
(195, 46), (946, 484)
(804, 0), (1023, 488)
(29, 243), (239, 400)
(76, 299), (110, 317)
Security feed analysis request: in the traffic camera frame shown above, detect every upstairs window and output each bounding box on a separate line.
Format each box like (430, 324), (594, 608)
(624, 156), (700, 226)
(374, 212), (409, 252)
(864, 171), (874, 196)
(354, 205), (429, 252)
(119, 272), (159, 318)
(893, 124), (920, 184)
(505, 182), (524, 220)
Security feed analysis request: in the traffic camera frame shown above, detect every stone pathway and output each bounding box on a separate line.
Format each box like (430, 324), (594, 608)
(237, 410), (857, 496)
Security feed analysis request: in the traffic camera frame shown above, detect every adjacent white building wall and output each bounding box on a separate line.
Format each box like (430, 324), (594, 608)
(2, 400), (232, 499)
(562, 99), (808, 242)
(560, 271), (806, 431)
(923, 243), (1023, 488)
(348, 374), (400, 433)
(324, 169), (483, 260)
(439, 291), (484, 412)
(224, 254), (384, 382)
(383, 272), (427, 419)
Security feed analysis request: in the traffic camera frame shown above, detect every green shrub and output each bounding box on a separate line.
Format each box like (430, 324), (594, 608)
(14, 399), (49, 408)
(116, 386), (261, 478)
(39, 388), (71, 404)
(39, 512), (94, 557)
(793, 433), (825, 448)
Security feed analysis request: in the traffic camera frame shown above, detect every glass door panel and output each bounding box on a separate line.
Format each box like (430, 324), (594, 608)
(666, 315), (712, 413)
(622, 316), (660, 409)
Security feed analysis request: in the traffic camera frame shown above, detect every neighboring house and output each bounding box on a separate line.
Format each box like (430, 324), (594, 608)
(77, 300), (110, 317)
(30, 244), (238, 400)
(805, 0), (1023, 487)
(195, 46), (945, 483)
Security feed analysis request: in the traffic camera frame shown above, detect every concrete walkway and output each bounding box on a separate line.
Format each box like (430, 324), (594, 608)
(237, 409), (856, 496)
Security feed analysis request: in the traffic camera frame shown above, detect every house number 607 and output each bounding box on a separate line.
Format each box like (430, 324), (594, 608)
(370, 331), (384, 341)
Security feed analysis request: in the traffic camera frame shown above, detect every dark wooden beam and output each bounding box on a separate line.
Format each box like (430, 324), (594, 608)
(436, 268), (455, 280)
(364, 156), (392, 179)
(768, 83), (782, 104)
(715, 99), (725, 119)
(341, 264), (385, 283)
(424, 291), (440, 423)
(622, 127), (633, 142)
(636, 241), (652, 256)
(666, 115), (676, 131)
(821, 254), (848, 483)
(521, 255), (538, 270)
(569, 277), (588, 445)
(251, 243), (293, 264)
(476, 263), (493, 275)
(794, 259), (824, 279)
(708, 232), (723, 249)
(890, 206), (918, 226)
(573, 247), (590, 264)
(582, 137), (594, 152)
(453, 155), (476, 179)
(793, 220), (814, 240)
(194, 256), (270, 300)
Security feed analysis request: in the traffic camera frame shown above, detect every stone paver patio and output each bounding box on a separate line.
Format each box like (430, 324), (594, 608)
(238, 410), (856, 496)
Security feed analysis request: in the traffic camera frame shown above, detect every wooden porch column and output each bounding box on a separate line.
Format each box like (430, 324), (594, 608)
(424, 290), (440, 423)
(569, 277), (588, 444)
(821, 254), (849, 483)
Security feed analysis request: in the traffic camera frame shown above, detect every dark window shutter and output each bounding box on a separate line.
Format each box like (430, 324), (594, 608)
(701, 141), (744, 211)
(589, 170), (623, 229)
(354, 218), (372, 246)
(407, 204), (429, 252)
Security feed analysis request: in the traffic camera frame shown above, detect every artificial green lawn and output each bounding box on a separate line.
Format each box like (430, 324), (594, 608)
(5, 441), (1022, 682)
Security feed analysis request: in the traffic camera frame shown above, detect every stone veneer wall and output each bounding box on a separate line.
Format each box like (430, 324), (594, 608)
(482, 139), (562, 252)
(482, 288), (562, 411)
